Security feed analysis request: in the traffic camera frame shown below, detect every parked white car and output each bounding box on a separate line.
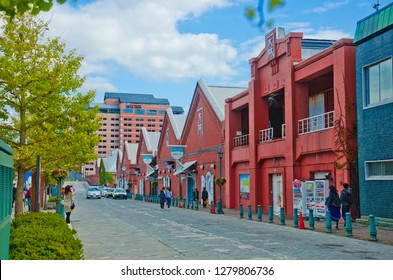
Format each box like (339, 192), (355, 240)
(112, 188), (127, 199)
(86, 187), (101, 199)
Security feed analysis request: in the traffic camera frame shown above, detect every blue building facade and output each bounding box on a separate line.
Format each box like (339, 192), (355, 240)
(354, 3), (393, 218)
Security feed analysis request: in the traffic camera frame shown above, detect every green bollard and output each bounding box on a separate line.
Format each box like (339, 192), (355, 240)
(239, 203), (244, 218)
(195, 201), (198, 211)
(187, 200), (190, 209)
(369, 214), (378, 241)
(345, 212), (353, 237)
(308, 209), (315, 230)
(257, 205), (262, 222)
(268, 205), (273, 223)
(294, 208), (299, 228)
(60, 202), (65, 218)
(280, 207), (285, 225)
(210, 201), (213, 213)
(325, 210), (332, 233)
(247, 204), (252, 220)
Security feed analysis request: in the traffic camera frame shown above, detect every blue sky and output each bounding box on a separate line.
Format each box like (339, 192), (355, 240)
(45, 0), (384, 111)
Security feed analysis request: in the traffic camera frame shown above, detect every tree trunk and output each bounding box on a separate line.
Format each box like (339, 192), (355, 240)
(15, 166), (26, 215)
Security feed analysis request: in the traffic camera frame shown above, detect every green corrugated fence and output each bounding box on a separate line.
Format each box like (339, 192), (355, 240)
(0, 140), (14, 260)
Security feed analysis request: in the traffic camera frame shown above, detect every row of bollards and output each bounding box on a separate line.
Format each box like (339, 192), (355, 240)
(239, 204), (379, 242)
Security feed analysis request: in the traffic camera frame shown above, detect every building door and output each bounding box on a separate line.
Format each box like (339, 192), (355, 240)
(309, 92), (325, 131)
(187, 175), (196, 201)
(139, 179), (144, 195)
(205, 172), (214, 205)
(272, 174), (283, 215)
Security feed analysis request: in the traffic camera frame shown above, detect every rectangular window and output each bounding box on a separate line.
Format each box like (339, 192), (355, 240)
(147, 110), (157, 115)
(364, 57), (393, 107)
(135, 109), (145, 115)
(365, 160), (393, 180)
(158, 110), (166, 114)
(123, 109), (133, 113)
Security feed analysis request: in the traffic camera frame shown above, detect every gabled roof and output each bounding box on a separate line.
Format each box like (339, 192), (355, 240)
(97, 149), (119, 173)
(197, 79), (247, 122)
(166, 108), (187, 140)
(354, 2), (393, 43)
(125, 141), (139, 164)
(104, 92), (170, 105)
(141, 127), (160, 154)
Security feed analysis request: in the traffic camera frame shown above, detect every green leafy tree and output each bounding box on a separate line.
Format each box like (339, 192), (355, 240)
(0, 13), (101, 215)
(0, 0), (76, 17)
(245, 0), (285, 30)
(99, 158), (106, 186)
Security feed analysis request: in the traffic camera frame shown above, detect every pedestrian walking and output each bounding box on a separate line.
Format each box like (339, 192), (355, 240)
(159, 188), (166, 210)
(340, 183), (352, 226)
(12, 184), (17, 208)
(202, 187), (208, 208)
(325, 185), (341, 230)
(64, 185), (75, 224)
(25, 187), (32, 211)
(165, 187), (172, 208)
(193, 188), (199, 202)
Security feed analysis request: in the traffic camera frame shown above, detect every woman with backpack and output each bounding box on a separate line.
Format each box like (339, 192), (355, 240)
(325, 185), (341, 230)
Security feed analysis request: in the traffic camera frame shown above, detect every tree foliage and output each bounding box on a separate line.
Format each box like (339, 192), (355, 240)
(245, 0), (285, 30)
(0, 0), (75, 17)
(99, 158), (106, 186)
(0, 13), (101, 214)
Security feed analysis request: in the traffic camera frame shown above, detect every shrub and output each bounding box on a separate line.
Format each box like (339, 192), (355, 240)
(9, 212), (84, 260)
(47, 196), (59, 202)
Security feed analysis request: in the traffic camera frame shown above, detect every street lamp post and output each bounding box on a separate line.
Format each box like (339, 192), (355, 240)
(122, 166), (126, 189)
(217, 149), (224, 214)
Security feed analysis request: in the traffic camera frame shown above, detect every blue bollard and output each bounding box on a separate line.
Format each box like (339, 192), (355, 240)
(294, 208), (299, 228)
(369, 215), (378, 241)
(268, 205), (273, 223)
(280, 207), (285, 225)
(309, 209), (315, 230)
(247, 204), (252, 220)
(257, 205), (262, 222)
(325, 210), (332, 233)
(239, 203), (244, 218)
(345, 212), (353, 237)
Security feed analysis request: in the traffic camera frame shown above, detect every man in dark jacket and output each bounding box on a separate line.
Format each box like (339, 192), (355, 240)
(202, 187), (208, 208)
(340, 183), (352, 226)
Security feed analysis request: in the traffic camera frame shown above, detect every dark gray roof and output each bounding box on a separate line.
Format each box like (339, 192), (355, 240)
(104, 92), (170, 105)
(301, 38), (336, 49)
(171, 106), (184, 115)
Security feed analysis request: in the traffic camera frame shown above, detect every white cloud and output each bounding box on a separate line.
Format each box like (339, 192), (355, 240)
(305, 1), (350, 13)
(43, 0), (237, 85)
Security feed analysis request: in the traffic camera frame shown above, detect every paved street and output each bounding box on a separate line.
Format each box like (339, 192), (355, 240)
(71, 184), (393, 260)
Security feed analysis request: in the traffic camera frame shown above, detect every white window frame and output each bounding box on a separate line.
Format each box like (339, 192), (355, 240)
(363, 56), (393, 109)
(365, 159), (393, 180)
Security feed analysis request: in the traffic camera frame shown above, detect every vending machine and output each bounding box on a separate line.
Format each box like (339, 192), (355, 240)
(292, 179), (304, 215)
(303, 181), (315, 217)
(314, 180), (330, 218)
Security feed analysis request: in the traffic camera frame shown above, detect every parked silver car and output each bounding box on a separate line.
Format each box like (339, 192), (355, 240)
(112, 188), (127, 199)
(86, 187), (102, 199)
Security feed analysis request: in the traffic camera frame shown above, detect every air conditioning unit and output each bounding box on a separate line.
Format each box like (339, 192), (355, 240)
(236, 131), (242, 136)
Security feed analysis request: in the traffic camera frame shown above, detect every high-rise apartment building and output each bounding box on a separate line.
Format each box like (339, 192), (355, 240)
(83, 92), (183, 177)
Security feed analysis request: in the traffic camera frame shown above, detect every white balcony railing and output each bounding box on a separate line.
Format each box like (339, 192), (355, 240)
(298, 111), (334, 135)
(233, 134), (249, 148)
(259, 128), (273, 142)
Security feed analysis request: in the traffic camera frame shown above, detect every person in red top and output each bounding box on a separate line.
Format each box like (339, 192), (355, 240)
(25, 188), (32, 211)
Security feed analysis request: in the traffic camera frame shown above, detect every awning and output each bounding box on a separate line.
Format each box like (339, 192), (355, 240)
(173, 160), (197, 176)
(145, 165), (155, 178)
